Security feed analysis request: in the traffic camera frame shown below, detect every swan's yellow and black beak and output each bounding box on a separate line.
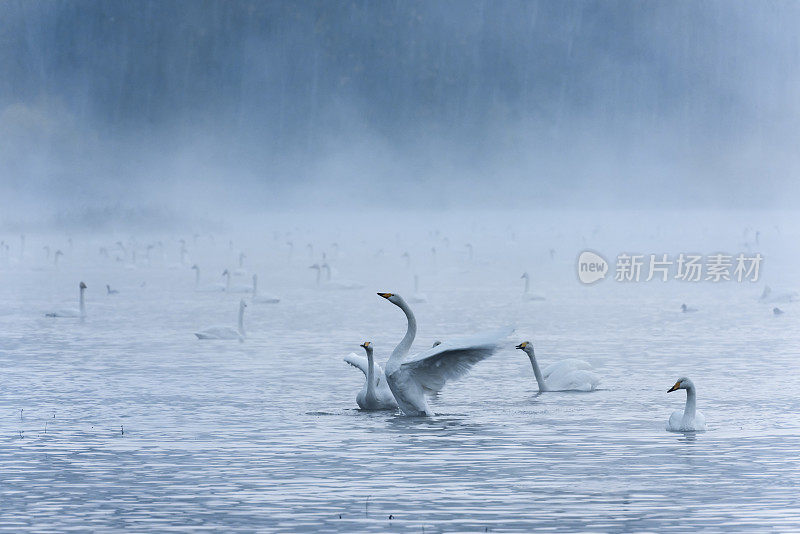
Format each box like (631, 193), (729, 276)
(667, 380), (682, 393)
(360, 341), (371, 349)
(515, 342), (528, 350)
(377, 292), (393, 299)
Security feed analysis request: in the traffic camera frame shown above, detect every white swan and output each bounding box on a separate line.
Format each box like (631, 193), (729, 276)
(320, 263), (364, 290)
(515, 341), (599, 392)
(233, 252), (248, 277)
(223, 269), (252, 293)
(343, 341), (398, 410)
(407, 274), (428, 303)
(760, 286), (798, 303)
(666, 377), (706, 432)
(251, 274), (280, 303)
(521, 272), (546, 301)
(46, 282), (87, 318)
(378, 292), (510, 416)
(195, 299), (247, 341)
(773, 307), (785, 316)
(191, 265), (225, 292)
(681, 303), (698, 313)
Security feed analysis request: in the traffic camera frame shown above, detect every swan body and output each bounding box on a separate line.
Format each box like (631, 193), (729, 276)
(516, 341), (599, 392)
(192, 265), (225, 292)
(344, 342), (398, 410)
(378, 292), (511, 416)
(251, 274), (280, 303)
(321, 263), (364, 290)
(195, 299), (247, 341)
(521, 272), (545, 301)
(666, 377), (706, 432)
(223, 269), (252, 293)
(407, 274), (428, 303)
(773, 307), (785, 315)
(681, 303), (698, 313)
(46, 282), (87, 318)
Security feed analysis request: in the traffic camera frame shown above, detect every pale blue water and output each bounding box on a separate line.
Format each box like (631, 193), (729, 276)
(1, 220), (799, 532)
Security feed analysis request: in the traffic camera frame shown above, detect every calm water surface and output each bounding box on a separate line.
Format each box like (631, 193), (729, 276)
(1, 229), (799, 532)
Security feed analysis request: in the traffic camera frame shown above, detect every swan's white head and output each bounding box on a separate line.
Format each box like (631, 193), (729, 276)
(521, 272), (529, 279)
(239, 299), (247, 309)
(191, 264), (199, 270)
(515, 340), (534, 354)
(360, 341), (373, 354)
(377, 292), (404, 306)
(222, 269), (229, 275)
(80, 281), (87, 290)
(667, 377), (694, 392)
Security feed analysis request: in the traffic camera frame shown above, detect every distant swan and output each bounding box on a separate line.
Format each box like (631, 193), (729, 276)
(251, 274), (280, 303)
(515, 341), (599, 392)
(46, 281), (87, 319)
(760, 286), (798, 303)
(223, 269), (252, 293)
(378, 292), (510, 416)
(666, 377), (706, 431)
(343, 341), (398, 410)
(106, 284), (119, 295)
(521, 272), (545, 301)
(191, 265), (225, 292)
(233, 252), (248, 277)
(195, 299), (247, 341)
(408, 274), (428, 303)
(681, 303), (698, 313)
(773, 307), (785, 315)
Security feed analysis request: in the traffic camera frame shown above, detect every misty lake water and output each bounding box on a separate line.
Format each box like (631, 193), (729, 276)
(1, 215), (799, 532)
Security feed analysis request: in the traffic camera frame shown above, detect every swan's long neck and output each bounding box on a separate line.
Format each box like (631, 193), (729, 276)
(366, 349), (375, 394)
(225, 272), (231, 291)
(314, 268), (320, 286)
(523, 276), (530, 294)
(252, 275), (258, 295)
(526, 347), (547, 391)
(79, 287), (86, 317)
(237, 305), (245, 336)
(389, 298), (417, 365)
(194, 268), (200, 287)
(684, 385), (697, 420)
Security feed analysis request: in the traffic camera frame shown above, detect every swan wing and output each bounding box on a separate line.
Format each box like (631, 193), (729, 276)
(546, 369), (600, 391)
(401, 327), (513, 393)
(343, 353), (369, 378)
(542, 359), (592, 380)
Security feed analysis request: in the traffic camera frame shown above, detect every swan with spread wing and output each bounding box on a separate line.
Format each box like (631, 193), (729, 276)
(343, 341), (397, 410)
(377, 292), (511, 416)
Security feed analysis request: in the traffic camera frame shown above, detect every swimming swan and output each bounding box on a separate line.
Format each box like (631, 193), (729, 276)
(343, 341), (398, 410)
(521, 272), (546, 301)
(760, 286), (798, 303)
(515, 341), (599, 392)
(223, 269), (252, 293)
(378, 292), (511, 416)
(191, 265), (225, 292)
(666, 377), (706, 431)
(195, 299), (247, 341)
(681, 304), (698, 313)
(45, 281), (87, 319)
(251, 274), (280, 303)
